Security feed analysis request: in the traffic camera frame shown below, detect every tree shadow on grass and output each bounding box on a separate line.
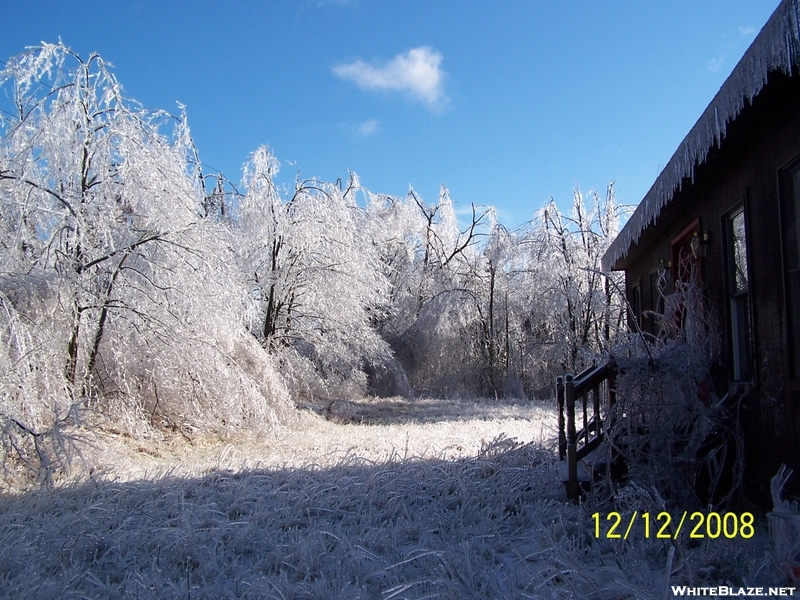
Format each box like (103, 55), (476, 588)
(300, 396), (556, 427)
(0, 437), (773, 599)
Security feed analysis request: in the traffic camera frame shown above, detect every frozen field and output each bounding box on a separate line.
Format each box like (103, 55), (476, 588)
(69, 397), (560, 482)
(0, 397), (778, 598)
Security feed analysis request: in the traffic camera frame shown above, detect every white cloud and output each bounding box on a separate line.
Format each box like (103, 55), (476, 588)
(357, 119), (380, 136)
(333, 47), (447, 110)
(338, 119), (382, 137)
(739, 25), (756, 37)
(707, 55), (726, 72)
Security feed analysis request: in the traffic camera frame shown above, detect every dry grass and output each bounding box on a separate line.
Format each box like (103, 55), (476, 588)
(0, 397), (782, 598)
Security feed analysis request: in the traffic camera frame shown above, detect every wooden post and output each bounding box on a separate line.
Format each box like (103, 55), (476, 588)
(593, 382), (601, 439)
(557, 376), (566, 460)
(608, 359), (617, 407)
(566, 373), (578, 500)
(582, 391), (589, 447)
(607, 359), (619, 478)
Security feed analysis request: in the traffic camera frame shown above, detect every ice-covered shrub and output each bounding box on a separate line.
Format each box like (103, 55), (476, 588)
(769, 466), (800, 583)
(597, 272), (742, 509)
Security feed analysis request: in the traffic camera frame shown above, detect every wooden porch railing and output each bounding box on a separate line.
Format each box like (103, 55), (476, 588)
(557, 359), (616, 500)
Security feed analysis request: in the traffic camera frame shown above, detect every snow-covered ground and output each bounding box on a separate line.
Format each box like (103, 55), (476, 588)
(72, 397), (560, 482)
(0, 398), (780, 598)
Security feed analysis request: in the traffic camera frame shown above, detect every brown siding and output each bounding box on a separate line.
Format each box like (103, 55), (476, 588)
(620, 70), (800, 498)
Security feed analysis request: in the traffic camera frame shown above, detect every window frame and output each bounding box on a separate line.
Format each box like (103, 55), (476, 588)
(723, 202), (754, 382)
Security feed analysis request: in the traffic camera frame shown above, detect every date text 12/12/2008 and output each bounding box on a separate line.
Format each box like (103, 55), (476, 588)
(592, 511), (755, 540)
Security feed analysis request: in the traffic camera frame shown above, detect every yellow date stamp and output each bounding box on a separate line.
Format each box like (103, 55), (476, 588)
(592, 511), (755, 540)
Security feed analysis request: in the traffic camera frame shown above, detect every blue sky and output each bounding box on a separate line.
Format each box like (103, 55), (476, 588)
(0, 1), (780, 227)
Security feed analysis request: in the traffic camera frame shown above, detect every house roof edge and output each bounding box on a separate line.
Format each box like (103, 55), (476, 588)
(602, 0), (800, 272)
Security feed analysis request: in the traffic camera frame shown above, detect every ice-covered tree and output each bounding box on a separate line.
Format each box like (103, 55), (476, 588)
(0, 44), (290, 481)
(367, 186), (494, 396)
(0, 41), (630, 489)
(237, 147), (392, 398)
(509, 184), (625, 389)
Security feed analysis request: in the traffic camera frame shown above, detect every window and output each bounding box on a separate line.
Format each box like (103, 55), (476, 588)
(780, 160), (800, 379)
(629, 280), (642, 331)
(725, 207), (753, 381)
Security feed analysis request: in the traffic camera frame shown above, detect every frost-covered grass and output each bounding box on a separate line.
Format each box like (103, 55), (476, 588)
(0, 397), (781, 598)
(55, 397), (558, 485)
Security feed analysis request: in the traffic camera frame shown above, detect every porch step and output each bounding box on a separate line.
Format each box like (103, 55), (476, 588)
(559, 446), (610, 497)
(580, 445), (609, 474)
(559, 460), (592, 498)
(556, 359), (617, 500)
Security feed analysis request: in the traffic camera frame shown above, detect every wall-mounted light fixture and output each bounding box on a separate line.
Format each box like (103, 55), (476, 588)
(690, 230), (710, 259)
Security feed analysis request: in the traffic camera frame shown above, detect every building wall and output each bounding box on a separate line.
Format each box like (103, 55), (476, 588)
(620, 70), (800, 499)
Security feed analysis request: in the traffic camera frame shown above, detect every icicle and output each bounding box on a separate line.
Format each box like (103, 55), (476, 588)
(603, 0), (800, 271)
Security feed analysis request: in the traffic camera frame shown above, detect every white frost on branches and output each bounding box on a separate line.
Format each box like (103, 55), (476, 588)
(0, 42), (627, 485)
(237, 147), (391, 398)
(0, 44), (291, 480)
